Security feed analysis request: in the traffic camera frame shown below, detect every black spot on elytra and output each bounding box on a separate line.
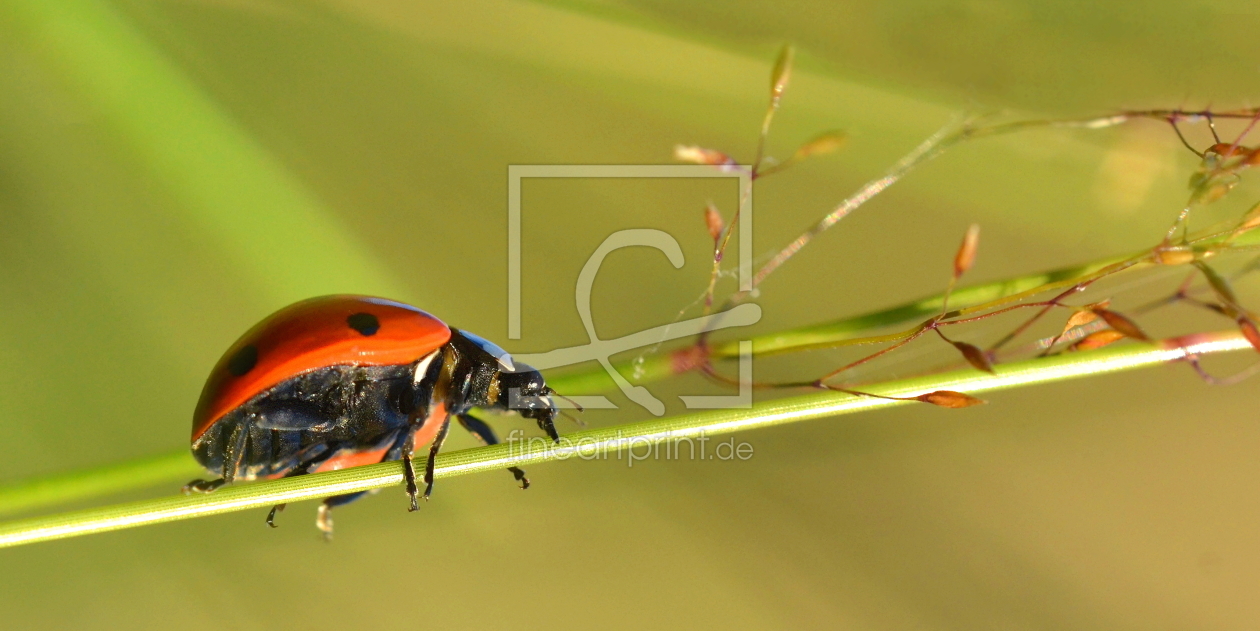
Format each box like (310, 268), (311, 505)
(347, 312), (380, 336)
(227, 344), (258, 377)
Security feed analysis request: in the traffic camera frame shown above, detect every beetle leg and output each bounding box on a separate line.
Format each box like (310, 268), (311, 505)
(187, 423), (255, 494)
(315, 492), (371, 542)
(221, 421), (249, 484)
(316, 503), (333, 541)
(291, 431), (403, 535)
(401, 431), (420, 512)
(365, 427), (421, 511)
(266, 442), (330, 477)
(456, 413), (530, 489)
(262, 443), (347, 529)
(266, 504), (286, 527)
(182, 478), (226, 494)
(422, 416), (452, 501)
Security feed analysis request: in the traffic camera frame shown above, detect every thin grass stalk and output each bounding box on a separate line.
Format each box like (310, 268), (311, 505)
(0, 330), (1250, 548)
(0, 242), (1251, 519)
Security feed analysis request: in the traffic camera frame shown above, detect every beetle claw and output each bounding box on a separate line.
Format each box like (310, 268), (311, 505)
(510, 466), (530, 490)
(266, 503), (286, 528)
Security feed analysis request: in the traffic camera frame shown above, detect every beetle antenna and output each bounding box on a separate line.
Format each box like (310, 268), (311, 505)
(545, 387), (586, 426)
(546, 388), (585, 412)
(558, 409), (587, 428)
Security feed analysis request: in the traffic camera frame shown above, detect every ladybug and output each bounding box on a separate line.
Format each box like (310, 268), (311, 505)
(185, 295), (561, 538)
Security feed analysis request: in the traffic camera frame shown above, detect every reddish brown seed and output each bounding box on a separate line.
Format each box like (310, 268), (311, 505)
(791, 131), (848, 161)
(1071, 330), (1126, 351)
(1064, 309), (1099, 331)
(675, 145), (736, 167)
(953, 224), (981, 278)
(1239, 318), (1260, 353)
(670, 344), (710, 374)
(952, 341), (995, 374)
(915, 390), (986, 408)
(1092, 308), (1150, 341)
(704, 203), (724, 244)
(1206, 142), (1251, 158)
(1054, 306), (1106, 346)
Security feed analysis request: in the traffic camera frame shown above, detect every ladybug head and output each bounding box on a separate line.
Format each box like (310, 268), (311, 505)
(498, 364), (560, 443)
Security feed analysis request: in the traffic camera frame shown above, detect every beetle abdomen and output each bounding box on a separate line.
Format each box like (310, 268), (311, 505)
(192, 364), (415, 481)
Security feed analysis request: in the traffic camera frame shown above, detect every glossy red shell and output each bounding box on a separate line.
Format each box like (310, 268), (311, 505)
(192, 295), (451, 441)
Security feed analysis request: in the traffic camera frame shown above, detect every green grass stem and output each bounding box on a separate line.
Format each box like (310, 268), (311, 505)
(0, 330), (1249, 548)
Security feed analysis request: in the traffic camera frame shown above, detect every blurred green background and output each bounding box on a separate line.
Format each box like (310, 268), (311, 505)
(2, 1), (1259, 628)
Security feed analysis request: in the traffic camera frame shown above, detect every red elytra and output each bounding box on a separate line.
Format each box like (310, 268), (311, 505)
(185, 295), (561, 539)
(191, 296), (451, 442)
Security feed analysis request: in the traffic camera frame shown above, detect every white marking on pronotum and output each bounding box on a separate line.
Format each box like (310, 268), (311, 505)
(413, 350), (439, 384)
